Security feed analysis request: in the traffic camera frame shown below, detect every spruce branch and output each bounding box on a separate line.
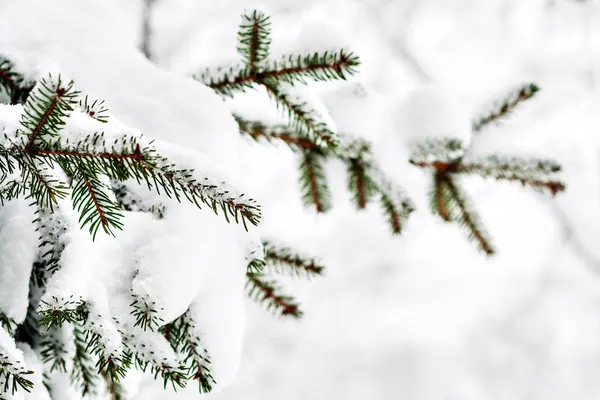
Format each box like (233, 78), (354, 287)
(0, 354), (34, 395)
(299, 150), (331, 213)
(262, 240), (325, 278)
(472, 83), (540, 132)
(262, 80), (338, 145)
(0, 56), (33, 105)
(245, 272), (303, 318)
(346, 156), (376, 209)
(163, 311), (215, 393)
(39, 326), (72, 373)
(78, 96), (109, 123)
(234, 114), (320, 151)
(130, 295), (164, 332)
(263, 50), (360, 86)
(72, 324), (101, 397)
(38, 296), (88, 329)
(237, 10), (272, 74)
(112, 181), (165, 219)
(438, 173), (495, 256)
(20, 75), (79, 149)
(455, 155), (566, 195)
(71, 170), (124, 239)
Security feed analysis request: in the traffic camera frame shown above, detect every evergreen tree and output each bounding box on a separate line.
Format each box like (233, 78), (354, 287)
(0, 8), (566, 400)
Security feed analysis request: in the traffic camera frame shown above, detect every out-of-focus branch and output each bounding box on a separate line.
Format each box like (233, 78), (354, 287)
(140, 0), (156, 61)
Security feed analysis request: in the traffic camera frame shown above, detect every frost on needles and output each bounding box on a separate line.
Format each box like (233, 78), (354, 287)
(0, 57), (260, 396)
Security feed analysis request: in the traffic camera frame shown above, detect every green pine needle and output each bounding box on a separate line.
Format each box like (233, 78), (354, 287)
(472, 83), (540, 132)
(245, 272), (303, 318)
(298, 150), (331, 213)
(237, 10), (272, 72)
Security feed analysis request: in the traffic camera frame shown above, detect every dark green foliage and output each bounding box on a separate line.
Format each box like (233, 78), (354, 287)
(245, 240), (326, 319)
(265, 50), (360, 86)
(71, 325), (100, 396)
(237, 10), (271, 72)
(245, 272), (303, 318)
(0, 56), (34, 104)
(298, 150), (331, 212)
(194, 9), (360, 147)
(262, 80), (337, 145)
(235, 113), (415, 232)
(130, 295), (164, 331)
(163, 311), (216, 393)
(71, 171), (124, 239)
(20, 75), (79, 149)
(262, 241), (325, 278)
(38, 297), (88, 329)
(78, 95), (109, 123)
(39, 327), (70, 373)
(0, 355), (34, 395)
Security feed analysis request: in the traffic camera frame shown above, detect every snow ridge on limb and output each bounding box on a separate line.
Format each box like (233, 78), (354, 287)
(410, 82), (565, 256)
(194, 9), (360, 147)
(235, 113), (415, 232)
(472, 82), (540, 132)
(0, 66), (261, 235)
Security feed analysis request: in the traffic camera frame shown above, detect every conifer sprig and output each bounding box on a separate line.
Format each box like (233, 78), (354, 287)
(163, 311), (215, 393)
(299, 150), (331, 212)
(245, 272), (303, 318)
(130, 295), (164, 332)
(262, 241), (325, 278)
(71, 324), (100, 396)
(262, 80), (338, 145)
(21, 75), (79, 149)
(194, 9), (361, 148)
(237, 10), (272, 74)
(472, 83), (540, 132)
(0, 56), (33, 104)
(234, 114), (319, 151)
(265, 50), (360, 86)
(0, 352), (34, 395)
(78, 96), (109, 123)
(0, 70), (262, 233)
(455, 155), (565, 195)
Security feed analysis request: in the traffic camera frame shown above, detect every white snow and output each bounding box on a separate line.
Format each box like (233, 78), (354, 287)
(0, 200), (38, 324)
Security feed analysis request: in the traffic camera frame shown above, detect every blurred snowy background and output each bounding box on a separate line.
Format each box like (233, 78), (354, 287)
(140, 0), (600, 399)
(129, 1), (600, 399)
(7, 0), (600, 398)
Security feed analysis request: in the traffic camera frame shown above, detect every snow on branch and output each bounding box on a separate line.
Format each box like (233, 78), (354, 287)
(0, 55), (33, 105)
(411, 125), (565, 255)
(0, 69), (262, 234)
(0, 326), (34, 395)
(472, 83), (540, 132)
(245, 272), (303, 319)
(194, 9), (361, 148)
(261, 240), (324, 278)
(163, 310), (215, 393)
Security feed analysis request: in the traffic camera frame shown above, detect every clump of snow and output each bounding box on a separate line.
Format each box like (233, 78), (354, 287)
(0, 200), (38, 324)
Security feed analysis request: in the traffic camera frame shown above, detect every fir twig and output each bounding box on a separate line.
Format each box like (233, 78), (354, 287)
(245, 273), (303, 318)
(443, 175), (495, 256)
(299, 150), (331, 212)
(262, 241), (325, 277)
(472, 83), (540, 132)
(237, 10), (272, 74)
